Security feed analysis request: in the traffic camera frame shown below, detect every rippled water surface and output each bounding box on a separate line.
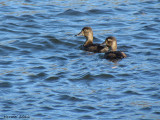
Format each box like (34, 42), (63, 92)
(0, 0), (160, 120)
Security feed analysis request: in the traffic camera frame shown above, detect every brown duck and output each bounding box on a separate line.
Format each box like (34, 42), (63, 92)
(76, 27), (108, 53)
(101, 36), (127, 60)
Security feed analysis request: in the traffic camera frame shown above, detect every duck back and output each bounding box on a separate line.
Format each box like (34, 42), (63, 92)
(104, 51), (127, 59)
(83, 44), (109, 53)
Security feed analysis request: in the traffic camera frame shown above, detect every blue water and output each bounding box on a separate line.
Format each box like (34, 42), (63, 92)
(0, 0), (160, 120)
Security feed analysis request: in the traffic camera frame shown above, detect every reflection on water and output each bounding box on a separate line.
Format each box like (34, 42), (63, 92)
(0, 0), (160, 119)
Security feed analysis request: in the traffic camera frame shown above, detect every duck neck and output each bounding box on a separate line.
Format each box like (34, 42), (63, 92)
(110, 40), (117, 51)
(110, 46), (117, 51)
(83, 36), (93, 46)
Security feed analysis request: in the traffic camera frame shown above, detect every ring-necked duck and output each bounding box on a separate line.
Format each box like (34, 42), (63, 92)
(101, 36), (127, 60)
(76, 27), (108, 53)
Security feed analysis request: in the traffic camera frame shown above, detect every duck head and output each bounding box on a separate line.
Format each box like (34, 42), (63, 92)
(76, 27), (93, 46)
(76, 27), (93, 37)
(101, 36), (117, 51)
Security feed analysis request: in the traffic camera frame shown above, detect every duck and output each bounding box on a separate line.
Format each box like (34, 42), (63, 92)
(76, 27), (109, 53)
(101, 36), (127, 60)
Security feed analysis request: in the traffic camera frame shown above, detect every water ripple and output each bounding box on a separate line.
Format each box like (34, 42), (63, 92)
(59, 95), (85, 102)
(0, 0), (160, 120)
(57, 9), (86, 16)
(0, 82), (12, 88)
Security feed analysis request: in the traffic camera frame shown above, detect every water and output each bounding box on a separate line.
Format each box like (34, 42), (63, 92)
(0, 0), (160, 120)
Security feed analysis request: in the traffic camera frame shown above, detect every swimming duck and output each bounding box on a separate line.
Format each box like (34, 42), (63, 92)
(76, 27), (108, 53)
(101, 36), (127, 60)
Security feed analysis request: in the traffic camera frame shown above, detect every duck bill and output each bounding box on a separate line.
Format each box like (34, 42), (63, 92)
(100, 42), (106, 47)
(75, 31), (83, 36)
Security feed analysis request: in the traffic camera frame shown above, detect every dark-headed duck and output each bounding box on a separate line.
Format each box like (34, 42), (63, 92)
(76, 27), (108, 53)
(102, 36), (127, 60)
